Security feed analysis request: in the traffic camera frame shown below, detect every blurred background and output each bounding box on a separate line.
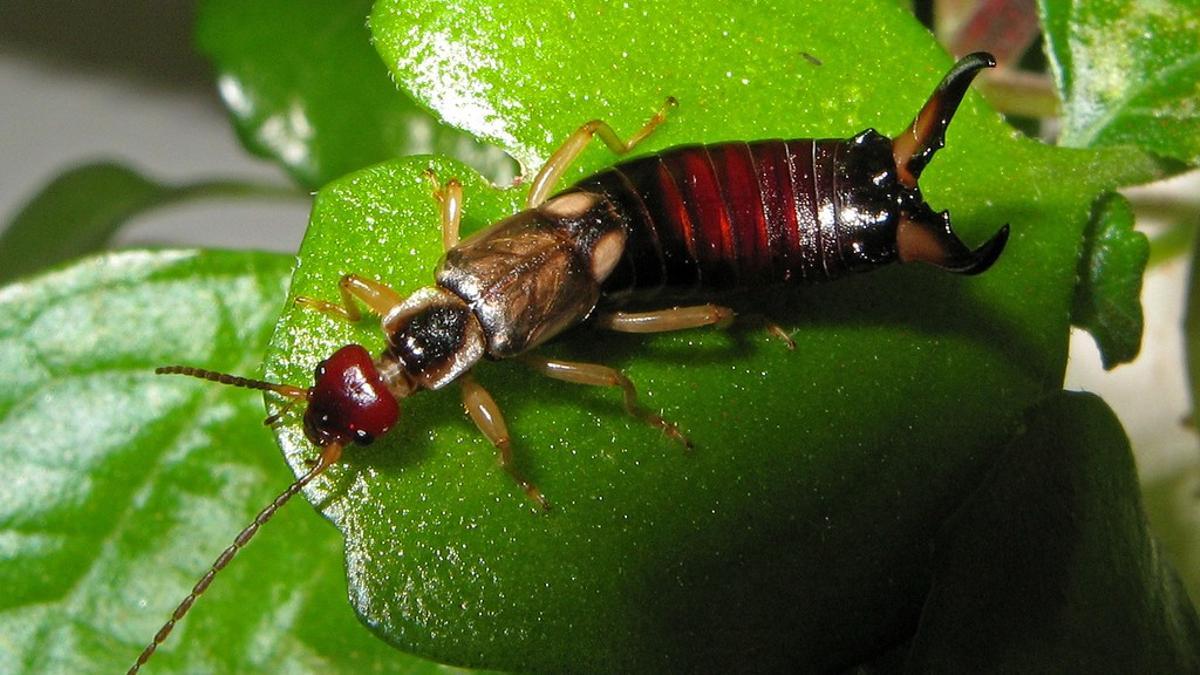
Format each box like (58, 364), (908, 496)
(2, 0), (1197, 586)
(0, 0), (312, 253)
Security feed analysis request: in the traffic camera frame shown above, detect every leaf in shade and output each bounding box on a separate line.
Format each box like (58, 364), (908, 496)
(906, 391), (1200, 672)
(1040, 0), (1200, 165)
(254, 1), (1162, 671)
(1146, 216), (1197, 269)
(0, 162), (287, 284)
(0, 250), (460, 674)
(1186, 222), (1200, 425)
(195, 0), (515, 189)
(1071, 192), (1148, 369)
(1141, 465), (1200, 609)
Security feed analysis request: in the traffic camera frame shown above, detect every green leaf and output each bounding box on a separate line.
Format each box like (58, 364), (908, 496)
(254, 1), (1165, 671)
(1186, 224), (1200, 424)
(1039, 0), (1200, 165)
(1147, 216), (1197, 268)
(0, 162), (291, 284)
(195, 0), (515, 189)
(1071, 193), (1148, 368)
(1142, 464), (1200, 608)
(906, 391), (1200, 672)
(0, 251), (452, 673)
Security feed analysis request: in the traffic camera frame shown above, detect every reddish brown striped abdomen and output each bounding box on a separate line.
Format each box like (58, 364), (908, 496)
(571, 134), (901, 302)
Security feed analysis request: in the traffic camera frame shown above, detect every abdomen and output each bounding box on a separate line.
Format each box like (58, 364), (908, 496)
(570, 135), (901, 302)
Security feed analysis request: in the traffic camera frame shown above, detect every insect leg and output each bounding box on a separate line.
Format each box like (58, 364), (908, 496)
(424, 168), (463, 250)
(597, 306), (794, 348)
(460, 373), (550, 511)
(525, 97), (677, 208)
(593, 304), (735, 333)
(523, 356), (692, 450)
(760, 319), (797, 350)
(294, 274), (403, 323)
(724, 313), (798, 350)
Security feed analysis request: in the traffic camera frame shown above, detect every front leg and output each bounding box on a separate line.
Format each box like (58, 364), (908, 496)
(424, 168), (463, 251)
(295, 274), (403, 323)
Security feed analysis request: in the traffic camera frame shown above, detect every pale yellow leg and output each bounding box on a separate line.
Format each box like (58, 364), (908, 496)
(294, 274), (403, 322)
(593, 303), (735, 333)
(526, 97), (677, 208)
(596, 305), (795, 349)
(761, 319), (797, 350)
(523, 356), (692, 450)
(424, 168), (464, 251)
(460, 373), (550, 511)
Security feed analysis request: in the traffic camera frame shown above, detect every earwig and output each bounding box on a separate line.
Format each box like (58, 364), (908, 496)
(129, 52), (1008, 672)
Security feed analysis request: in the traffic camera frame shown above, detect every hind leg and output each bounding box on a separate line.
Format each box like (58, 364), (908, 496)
(595, 305), (795, 349)
(523, 356), (691, 449)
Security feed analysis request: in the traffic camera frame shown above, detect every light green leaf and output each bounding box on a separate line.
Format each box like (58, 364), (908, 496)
(1040, 0), (1200, 164)
(0, 251), (451, 673)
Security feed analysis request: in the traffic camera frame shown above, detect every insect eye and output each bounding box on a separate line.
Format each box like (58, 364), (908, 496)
(353, 428), (374, 446)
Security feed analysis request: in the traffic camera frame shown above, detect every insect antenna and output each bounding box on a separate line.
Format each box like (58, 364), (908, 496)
(127, 442), (344, 675)
(155, 365), (308, 400)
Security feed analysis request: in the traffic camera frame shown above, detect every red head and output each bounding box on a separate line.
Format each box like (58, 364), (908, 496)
(303, 344), (401, 447)
(140, 344), (402, 673)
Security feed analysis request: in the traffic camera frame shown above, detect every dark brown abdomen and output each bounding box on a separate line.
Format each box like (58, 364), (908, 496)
(571, 137), (899, 301)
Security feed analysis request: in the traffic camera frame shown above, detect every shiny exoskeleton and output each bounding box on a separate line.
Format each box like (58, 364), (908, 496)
(130, 52), (1008, 673)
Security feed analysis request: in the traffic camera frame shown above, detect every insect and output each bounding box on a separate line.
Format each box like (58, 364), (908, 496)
(129, 52), (1008, 672)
